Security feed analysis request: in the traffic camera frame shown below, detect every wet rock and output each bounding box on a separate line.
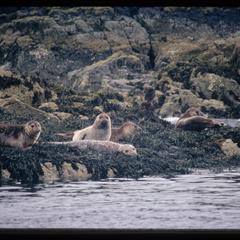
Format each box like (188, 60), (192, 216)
(0, 97), (59, 122)
(218, 139), (240, 156)
(78, 115), (89, 121)
(230, 42), (240, 72)
(61, 162), (92, 181)
(190, 73), (240, 110)
(107, 168), (116, 178)
(53, 111), (73, 121)
(68, 51), (144, 93)
(40, 162), (60, 183)
(39, 102), (58, 112)
(1, 169), (11, 180)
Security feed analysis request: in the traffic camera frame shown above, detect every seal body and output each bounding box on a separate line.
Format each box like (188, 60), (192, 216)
(72, 113), (111, 141)
(178, 107), (208, 119)
(49, 140), (137, 156)
(110, 121), (142, 142)
(176, 107), (224, 131)
(0, 120), (41, 150)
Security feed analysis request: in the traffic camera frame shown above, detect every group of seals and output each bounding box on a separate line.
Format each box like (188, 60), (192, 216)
(0, 112), (140, 156)
(176, 107), (224, 131)
(0, 120), (41, 150)
(0, 107), (225, 151)
(54, 112), (140, 155)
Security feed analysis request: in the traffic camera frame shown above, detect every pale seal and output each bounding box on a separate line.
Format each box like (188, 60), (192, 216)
(48, 140), (137, 156)
(56, 113), (111, 141)
(0, 120), (42, 150)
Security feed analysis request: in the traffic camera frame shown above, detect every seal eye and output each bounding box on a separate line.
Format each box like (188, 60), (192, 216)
(31, 124), (35, 128)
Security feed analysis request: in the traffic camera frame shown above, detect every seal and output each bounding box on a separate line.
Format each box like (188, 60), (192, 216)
(179, 107), (208, 119)
(0, 120), (41, 150)
(48, 140), (137, 156)
(56, 113), (111, 141)
(176, 107), (224, 131)
(110, 121), (142, 142)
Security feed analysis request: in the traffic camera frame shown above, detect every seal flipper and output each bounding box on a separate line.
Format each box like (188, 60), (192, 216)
(55, 132), (74, 138)
(81, 134), (87, 140)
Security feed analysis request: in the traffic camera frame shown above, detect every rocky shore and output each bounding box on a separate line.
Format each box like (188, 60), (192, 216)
(0, 7), (240, 186)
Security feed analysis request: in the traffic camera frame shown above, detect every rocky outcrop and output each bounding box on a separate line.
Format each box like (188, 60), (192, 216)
(0, 7), (240, 117)
(0, 97), (59, 122)
(1, 7), (240, 186)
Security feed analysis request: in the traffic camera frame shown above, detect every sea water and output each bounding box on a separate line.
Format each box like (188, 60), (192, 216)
(0, 169), (240, 229)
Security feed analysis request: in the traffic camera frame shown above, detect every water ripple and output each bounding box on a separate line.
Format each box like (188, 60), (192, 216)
(1, 169), (240, 229)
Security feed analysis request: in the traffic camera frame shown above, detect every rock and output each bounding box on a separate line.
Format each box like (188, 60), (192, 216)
(107, 168), (116, 178)
(53, 111), (73, 121)
(159, 89), (202, 117)
(0, 97), (59, 122)
(218, 139), (240, 156)
(93, 106), (104, 114)
(39, 102), (58, 112)
(0, 69), (57, 106)
(68, 51), (145, 93)
(103, 99), (125, 112)
(79, 115), (89, 121)
(1, 169), (11, 180)
(201, 99), (227, 116)
(230, 42), (240, 71)
(40, 162), (60, 183)
(61, 162), (92, 181)
(71, 102), (85, 109)
(190, 73), (240, 108)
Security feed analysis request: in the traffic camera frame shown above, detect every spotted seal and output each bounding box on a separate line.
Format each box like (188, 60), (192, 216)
(0, 120), (41, 150)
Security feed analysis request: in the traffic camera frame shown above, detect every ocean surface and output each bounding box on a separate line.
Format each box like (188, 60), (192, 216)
(0, 169), (240, 229)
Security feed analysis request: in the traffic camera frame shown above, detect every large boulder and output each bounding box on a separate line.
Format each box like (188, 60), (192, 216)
(190, 73), (240, 113)
(0, 97), (59, 122)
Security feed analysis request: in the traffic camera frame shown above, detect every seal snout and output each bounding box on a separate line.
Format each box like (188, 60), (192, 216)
(99, 120), (108, 128)
(97, 113), (110, 129)
(27, 121), (42, 133)
(28, 121), (41, 131)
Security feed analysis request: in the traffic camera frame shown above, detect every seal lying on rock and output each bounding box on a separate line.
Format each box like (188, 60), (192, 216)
(110, 121), (142, 142)
(176, 107), (224, 131)
(48, 140), (137, 156)
(0, 120), (41, 150)
(56, 112), (111, 141)
(179, 107), (208, 119)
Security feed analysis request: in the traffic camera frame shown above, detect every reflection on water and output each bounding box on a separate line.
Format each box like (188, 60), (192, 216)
(0, 169), (240, 229)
